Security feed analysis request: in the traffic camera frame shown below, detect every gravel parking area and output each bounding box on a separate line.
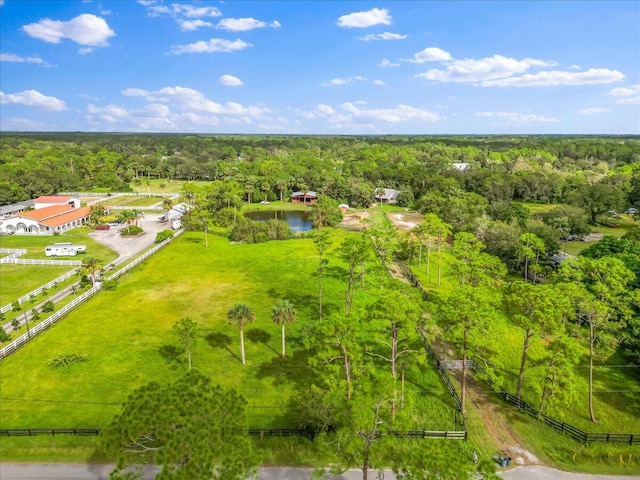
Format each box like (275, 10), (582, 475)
(88, 214), (171, 265)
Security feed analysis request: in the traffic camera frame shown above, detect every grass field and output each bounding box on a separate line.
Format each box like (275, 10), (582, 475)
(0, 265), (73, 307)
(129, 179), (211, 194)
(0, 228), (118, 262)
(104, 195), (164, 207)
(0, 230), (458, 462)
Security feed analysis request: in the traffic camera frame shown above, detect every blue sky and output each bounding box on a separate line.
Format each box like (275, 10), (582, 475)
(1, 1), (638, 134)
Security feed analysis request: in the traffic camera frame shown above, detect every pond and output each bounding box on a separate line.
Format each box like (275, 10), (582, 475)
(244, 210), (313, 232)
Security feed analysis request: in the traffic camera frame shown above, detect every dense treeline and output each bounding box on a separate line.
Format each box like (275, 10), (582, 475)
(1, 134), (639, 208)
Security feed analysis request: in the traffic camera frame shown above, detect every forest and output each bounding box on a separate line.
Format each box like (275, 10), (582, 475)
(1, 133), (640, 475)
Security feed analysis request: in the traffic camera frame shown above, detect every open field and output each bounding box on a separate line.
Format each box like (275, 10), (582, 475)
(0, 231), (458, 461)
(129, 179), (211, 194)
(103, 195), (164, 207)
(0, 265), (73, 307)
(0, 228), (118, 262)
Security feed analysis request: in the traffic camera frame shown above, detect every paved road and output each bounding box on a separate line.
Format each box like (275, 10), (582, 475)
(1, 464), (638, 480)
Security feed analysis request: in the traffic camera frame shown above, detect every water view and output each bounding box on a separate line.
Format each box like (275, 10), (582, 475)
(244, 210), (312, 232)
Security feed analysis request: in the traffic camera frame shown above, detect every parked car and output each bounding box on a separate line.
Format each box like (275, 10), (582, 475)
(96, 225), (110, 230)
(107, 221), (119, 227)
(625, 207), (638, 215)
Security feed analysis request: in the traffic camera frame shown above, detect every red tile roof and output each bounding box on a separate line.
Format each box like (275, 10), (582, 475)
(40, 206), (91, 228)
(34, 196), (73, 204)
(20, 205), (74, 221)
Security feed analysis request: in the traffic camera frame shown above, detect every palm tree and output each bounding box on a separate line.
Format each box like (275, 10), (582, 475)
(271, 300), (296, 358)
(81, 257), (102, 286)
(226, 303), (255, 365)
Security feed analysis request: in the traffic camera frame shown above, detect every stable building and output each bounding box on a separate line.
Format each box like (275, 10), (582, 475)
(291, 191), (318, 205)
(0, 196), (90, 235)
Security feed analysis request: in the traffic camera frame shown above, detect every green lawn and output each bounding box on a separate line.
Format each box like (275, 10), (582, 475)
(129, 179), (211, 194)
(0, 228), (117, 262)
(0, 230), (458, 461)
(104, 195), (164, 207)
(0, 265), (73, 306)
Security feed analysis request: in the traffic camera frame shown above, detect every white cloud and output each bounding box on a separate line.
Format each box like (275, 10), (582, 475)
(416, 55), (556, 83)
(373, 80), (386, 85)
(120, 86), (267, 117)
(146, 3), (221, 18)
(609, 84), (640, 96)
(340, 102), (440, 123)
(481, 68), (625, 87)
(179, 19), (213, 31)
(616, 96), (640, 105)
(216, 18), (281, 32)
(0, 53), (45, 64)
(476, 111), (558, 123)
(78, 47), (93, 55)
(359, 32), (406, 41)
(170, 38), (252, 54)
(379, 58), (399, 68)
(337, 8), (391, 28)
(321, 78), (348, 87)
(22, 14), (115, 46)
(316, 104), (335, 115)
(406, 47), (452, 63)
(220, 74), (243, 86)
(580, 108), (610, 115)
(0, 89), (66, 110)
(320, 76), (368, 87)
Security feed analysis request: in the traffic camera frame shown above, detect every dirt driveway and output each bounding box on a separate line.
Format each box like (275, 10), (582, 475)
(88, 214), (170, 266)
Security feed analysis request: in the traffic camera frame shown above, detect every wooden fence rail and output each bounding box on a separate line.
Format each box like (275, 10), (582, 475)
(0, 427), (466, 440)
(471, 361), (640, 445)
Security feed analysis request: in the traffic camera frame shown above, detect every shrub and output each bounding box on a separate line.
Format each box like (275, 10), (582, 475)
(121, 225), (143, 236)
(31, 308), (41, 321)
(79, 275), (92, 288)
(48, 353), (88, 368)
(0, 329), (10, 342)
(10, 319), (20, 331)
(41, 301), (55, 313)
(102, 279), (118, 291)
(155, 229), (174, 244)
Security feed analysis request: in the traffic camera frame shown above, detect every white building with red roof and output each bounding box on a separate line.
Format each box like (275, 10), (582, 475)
(0, 196), (89, 235)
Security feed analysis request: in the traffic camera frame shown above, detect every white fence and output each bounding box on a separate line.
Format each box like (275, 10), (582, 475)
(0, 229), (184, 360)
(107, 205), (164, 211)
(10, 258), (82, 266)
(0, 268), (79, 315)
(0, 249), (27, 264)
(0, 286), (100, 359)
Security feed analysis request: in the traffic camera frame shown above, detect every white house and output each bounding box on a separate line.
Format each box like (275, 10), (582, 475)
(452, 163), (470, 172)
(0, 196), (90, 235)
(34, 196), (81, 210)
(375, 188), (400, 204)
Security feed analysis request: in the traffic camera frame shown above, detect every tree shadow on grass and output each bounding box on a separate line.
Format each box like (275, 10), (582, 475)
(246, 328), (278, 355)
(158, 344), (188, 372)
(182, 236), (204, 245)
(204, 332), (241, 363)
(255, 342), (320, 389)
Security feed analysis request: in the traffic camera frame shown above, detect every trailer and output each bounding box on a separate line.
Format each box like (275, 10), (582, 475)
(45, 243), (86, 257)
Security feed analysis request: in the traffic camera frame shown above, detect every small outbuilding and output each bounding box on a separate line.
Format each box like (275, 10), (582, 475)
(375, 188), (400, 204)
(291, 191), (317, 205)
(339, 204), (349, 213)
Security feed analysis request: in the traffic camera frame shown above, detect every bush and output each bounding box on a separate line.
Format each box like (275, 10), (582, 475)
(31, 308), (41, 321)
(41, 301), (55, 313)
(0, 329), (10, 342)
(121, 225), (143, 236)
(48, 354), (88, 368)
(102, 279), (118, 291)
(79, 275), (92, 288)
(155, 229), (174, 244)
